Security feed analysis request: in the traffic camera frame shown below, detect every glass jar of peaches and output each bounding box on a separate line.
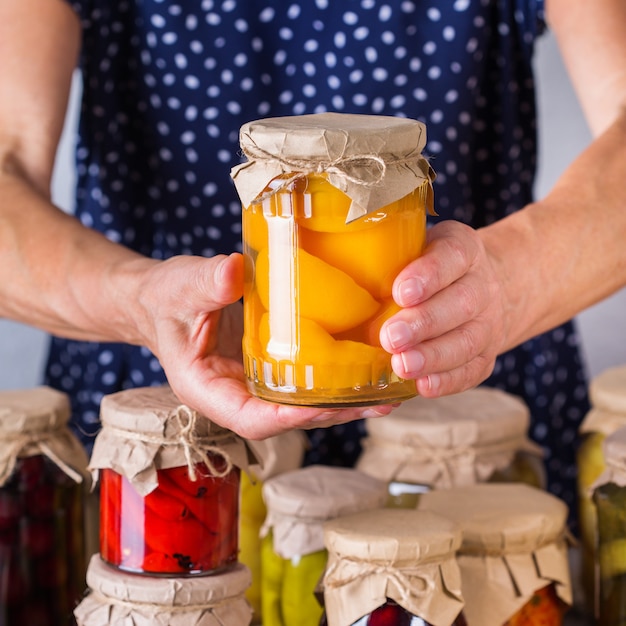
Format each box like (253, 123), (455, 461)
(89, 385), (253, 576)
(231, 112), (435, 406)
(417, 483), (571, 626)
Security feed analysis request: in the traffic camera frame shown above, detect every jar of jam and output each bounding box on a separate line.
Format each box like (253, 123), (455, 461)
(417, 483), (571, 626)
(356, 386), (545, 508)
(590, 426), (626, 625)
(74, 554), (253, 625)
(90, 385), (253, 576)
(576, 365), (626, 615)
(261, 465), (388, 626)
(231, 112), (436, 407)
(239, 430), (307, 623)
(0, 386), (90, 626)
(320, 508), (466, 626)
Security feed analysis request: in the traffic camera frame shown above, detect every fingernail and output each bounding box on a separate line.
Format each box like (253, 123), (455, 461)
(400, 350), (425, 375)
(386, 321), (412, 349)
(397, 277), (422, 306)
(361, 408), (387, 419)
(311, 411), (339, 423)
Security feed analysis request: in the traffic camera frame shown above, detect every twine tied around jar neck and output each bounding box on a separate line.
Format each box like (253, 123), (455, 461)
(0, 425), (84, 486)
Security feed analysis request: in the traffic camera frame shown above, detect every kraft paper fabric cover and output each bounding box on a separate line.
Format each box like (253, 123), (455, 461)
(230, 112), (435, 223)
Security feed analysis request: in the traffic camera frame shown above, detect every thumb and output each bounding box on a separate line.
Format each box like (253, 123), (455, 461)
(198, 252), (244, 309)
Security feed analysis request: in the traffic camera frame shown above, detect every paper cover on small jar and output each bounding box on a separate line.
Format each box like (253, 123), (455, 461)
(417, 483), (572, 626)
(321, 508), (464, 626)
(74, 554), (253, 626)
(261, 464), (388, 559)
(90, 384), (256, 575)
(580, 365), (626, 436)
(356, 386), (543, 490)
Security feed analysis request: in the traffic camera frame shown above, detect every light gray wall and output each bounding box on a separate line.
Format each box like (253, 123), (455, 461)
(0, 31), (624, 391)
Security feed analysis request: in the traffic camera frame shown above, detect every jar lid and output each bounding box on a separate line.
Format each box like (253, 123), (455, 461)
(74, 555), (253, 625)
(0, 386), (89, 487)
(247, 430), (307, 482)
(322, 509), (463, 626)
(89, 385), (254, 496)
(231, 112), (435, 223)
(592, 426), (626, 487)
(589, 365), (626, 412)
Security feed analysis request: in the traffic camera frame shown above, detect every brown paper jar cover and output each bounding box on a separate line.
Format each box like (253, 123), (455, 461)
(580, 365), (626, 436)
(356, 386), (542, 489)
(261, 465), (388, 559)
(230, 112), (435, 223)
(417, 483), (572, 626)
(591, 426), (626, 489)
(0, 385), (90, 486)
(247, 429), (307, 482)
(322, 508), (464, 626)
(74, 554), (253, 626)
(88, 384), (255, 496)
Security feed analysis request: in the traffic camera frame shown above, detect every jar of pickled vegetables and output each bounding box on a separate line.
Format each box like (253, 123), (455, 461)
(239, 430), (307, 624)
(576, 365), (626, 614)
(356, 386), (545, 508)
(74, 554), (253, 625)
(590, 426), (626, 625)
(260, 464), (388, 626)
(0, 386), (90, 626)
(90, 385), (254, 576)
(320, 508), (466, 626)
(231, 112), (436, 407)
(417, 483), (571, 626)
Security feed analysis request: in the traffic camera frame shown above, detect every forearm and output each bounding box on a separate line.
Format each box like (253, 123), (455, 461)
(481, 109), (626, 351)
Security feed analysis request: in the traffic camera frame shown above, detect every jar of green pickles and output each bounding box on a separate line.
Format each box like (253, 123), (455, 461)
(590, 426), (626, 626)
(0, 386), (90, 626)
(231, 112), (436, 407)
(260, 465), (388, 626)
(576, 365), (626, 614)
(320, 508), (466, 626)
(356, 386), (545, 508)
(417, 483), (572, 626)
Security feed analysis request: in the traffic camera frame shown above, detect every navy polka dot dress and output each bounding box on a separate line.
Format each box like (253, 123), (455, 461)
(52, 0), (589, 527)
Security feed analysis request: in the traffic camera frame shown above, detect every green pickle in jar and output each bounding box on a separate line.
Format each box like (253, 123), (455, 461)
(231, 112), (435, 407)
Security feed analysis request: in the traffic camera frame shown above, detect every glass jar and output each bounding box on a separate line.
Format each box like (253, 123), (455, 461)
(239, 430), (307, 623)
(90, 385), (252, 576)
(0, 386), (90, 626)
(576, 365), (626, 615)
(74, 554), (253, 625)
(417, 483), (571, 626)
(320, 509), (466, 626)
(261, 465), (388, 626)
(590, 426), (626, 626)
(356, 386), (545, 508)
(231, 112), (435, 407)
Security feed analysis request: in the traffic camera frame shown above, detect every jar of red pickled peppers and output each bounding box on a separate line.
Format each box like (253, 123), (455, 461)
(320, 508), (466, 626)
(89, 385), (254, 576)
(356, 386), (545, 508)
(417, 483), (572, 626)
(0, 386), (90, 626)
(231, 112), (436, 407)
(74, 553), (253, 625)
(261, 465), (389, 626)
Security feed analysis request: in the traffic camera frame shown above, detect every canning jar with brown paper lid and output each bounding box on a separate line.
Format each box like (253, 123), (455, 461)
(589, 426), (626, 626)
(90, 385), (255, 576)
(576, 364), (626, 614)
(239, 429), (307, 623)
(355, 386), (545, 508)
(320, 508), (466, 626)
(417, 483), (572, 626)
(0, 386), (90, 626)
(231, 112), (436, 407)
(260, 465), (388, 626)
(74, 554), (253, 626)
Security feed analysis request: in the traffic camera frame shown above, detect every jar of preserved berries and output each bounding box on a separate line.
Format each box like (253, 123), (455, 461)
(417, 483), (572, 626)
(89, 385), (254, 576)
(74, 554), (253, 625)
(260, 465), (388, 626)
(590, 426), (626, 626)
(231, 112), (436, 407)
(0, 386), (90, 626)
(320, 508), (466, 626)
(356, 386), (545, 508)
(239, 429), (307, 624)
(576, 365), (626, 614)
